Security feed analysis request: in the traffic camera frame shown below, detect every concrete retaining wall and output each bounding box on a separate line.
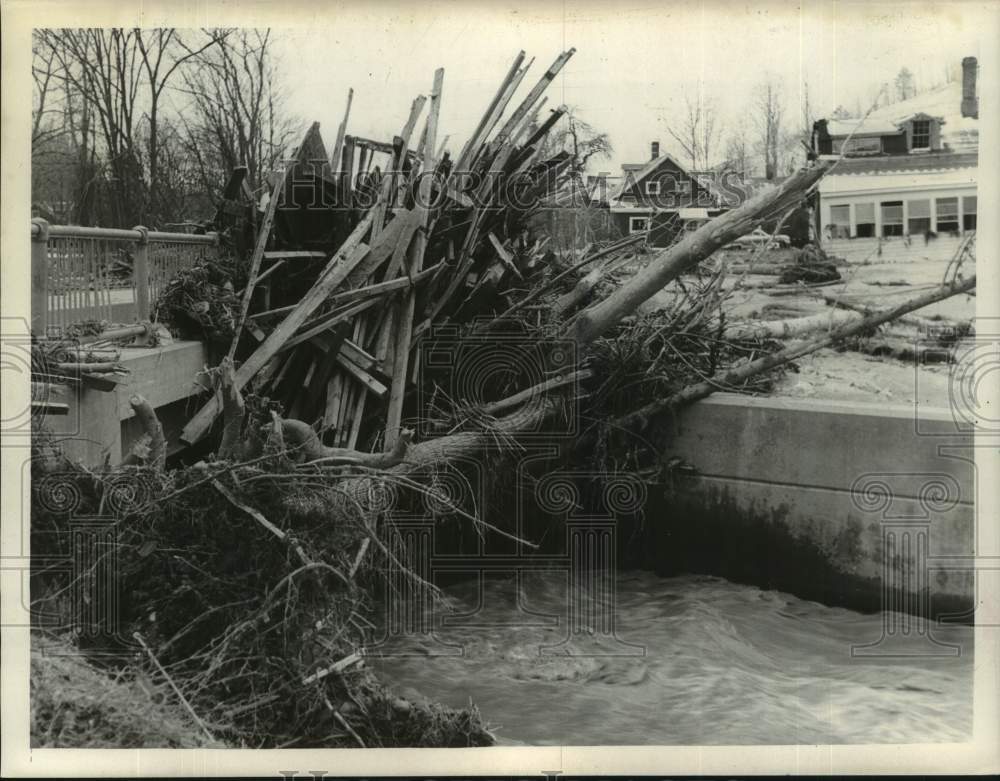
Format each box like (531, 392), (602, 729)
(44, 341), (209, 465)
(646, 393), (975, 618)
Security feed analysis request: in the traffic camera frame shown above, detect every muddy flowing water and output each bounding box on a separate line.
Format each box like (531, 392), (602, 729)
(371, 571), (973, 745)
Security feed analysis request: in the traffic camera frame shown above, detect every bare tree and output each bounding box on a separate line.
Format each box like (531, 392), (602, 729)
(134, 29), (230, 217)
(36, 28), (225, 226)
(753, 75), (784, 180)
(534, 104), (612, 176)
(723, 121), (753, 179)
(178, 29), (297, 203)
(894, 66), (916, 102)
(663, 91), (722, 170)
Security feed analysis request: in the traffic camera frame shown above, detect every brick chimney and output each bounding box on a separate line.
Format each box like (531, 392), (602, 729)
(651, 141), (660, 160)
(961, 56), (978, 119)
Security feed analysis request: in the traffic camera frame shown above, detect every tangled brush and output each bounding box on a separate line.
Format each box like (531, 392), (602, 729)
(152, 256), (240, 340)
(30, 450), (494, 748)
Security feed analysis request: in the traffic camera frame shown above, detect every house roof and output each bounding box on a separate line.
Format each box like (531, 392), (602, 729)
(826, 118), (903, 137)
(825, 81), (978, 152)
(609, 151), (731, 205)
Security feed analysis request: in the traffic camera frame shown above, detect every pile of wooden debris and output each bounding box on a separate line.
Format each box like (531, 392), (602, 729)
(182, 49), (585, 454)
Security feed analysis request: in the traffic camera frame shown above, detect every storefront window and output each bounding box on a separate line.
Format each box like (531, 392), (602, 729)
(828, 205), (851, 238)
(962, 196), (976, 232)
(907, 199), (931, 235)
(936, 197), (959, 234)
(855, 202), (875, 238)
(881, 201), (904, 237)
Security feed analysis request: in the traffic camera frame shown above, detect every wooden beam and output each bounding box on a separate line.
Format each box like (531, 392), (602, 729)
(455, 50), (526, 172)
(181, 215), (375, 444)
(227, 157), (289, 360)
(331, 88), (353, 172)
(385, 68), (444, 448)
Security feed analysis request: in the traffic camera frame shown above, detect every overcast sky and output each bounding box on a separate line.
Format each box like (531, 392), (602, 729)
(270, 0), (991, 173)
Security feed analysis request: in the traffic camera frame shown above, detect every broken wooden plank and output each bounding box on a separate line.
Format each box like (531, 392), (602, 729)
(455, 50), (526, 172)
(282, 296), (379, 353)
(337, 353), (389, 398)
(262, 251), (328, 260)
(331, 88), (353, 172)
(385, 67), (444, 448)
(227, 155), (291, 360)
(181, 213), (376, 444)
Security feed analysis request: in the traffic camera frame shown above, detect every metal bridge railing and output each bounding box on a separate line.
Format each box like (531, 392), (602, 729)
(30, 219), (219, 334)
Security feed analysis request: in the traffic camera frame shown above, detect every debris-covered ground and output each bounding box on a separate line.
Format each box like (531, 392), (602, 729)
(30, 46), (976, 748)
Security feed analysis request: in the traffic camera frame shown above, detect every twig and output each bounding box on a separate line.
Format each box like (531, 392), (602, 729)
(133, 631), (215, 744)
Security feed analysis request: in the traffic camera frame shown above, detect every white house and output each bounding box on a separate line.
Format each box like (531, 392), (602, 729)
(812, 57), (979, 244)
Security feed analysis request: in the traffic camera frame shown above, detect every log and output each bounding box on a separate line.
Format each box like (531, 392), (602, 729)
(820, 293), (966, 332)
(127, 394), (166, 471)
(722, 308), (861, 341)
(278, 416), (413, 467)
(614, 275), (977, 430)
(569, 160), (835, 345)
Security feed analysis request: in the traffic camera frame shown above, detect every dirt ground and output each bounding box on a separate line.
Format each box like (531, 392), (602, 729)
(640, 252), (975, 410)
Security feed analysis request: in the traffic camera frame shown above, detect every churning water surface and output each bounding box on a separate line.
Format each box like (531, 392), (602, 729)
(371, 571), (973, 745)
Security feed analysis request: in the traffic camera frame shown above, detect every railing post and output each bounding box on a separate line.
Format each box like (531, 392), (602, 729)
(133, 225), (150, 321)
(31, 218), (50, 335)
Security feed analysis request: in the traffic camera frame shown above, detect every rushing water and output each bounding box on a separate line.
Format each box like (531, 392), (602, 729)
(371, 571), (973, 745)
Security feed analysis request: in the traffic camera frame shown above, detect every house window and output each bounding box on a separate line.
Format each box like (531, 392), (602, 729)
(963, 196), (977, 232)
(936, 197), (959, 234)
(908, 199), (931, 235)
(881, 201), (904, 237)
(855, 202), (876, 238)
(645, 180), (661, 196)
(911, 120), (930, 150)
(828, 205), (851, 239)
(629, 216), (650, 234)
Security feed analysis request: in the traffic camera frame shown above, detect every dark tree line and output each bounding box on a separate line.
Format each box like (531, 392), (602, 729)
(31, 28), (297, 229)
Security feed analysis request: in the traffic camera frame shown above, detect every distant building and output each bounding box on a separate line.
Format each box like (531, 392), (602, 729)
(811, 56), (978, 242)
(606, 141), (742, 248)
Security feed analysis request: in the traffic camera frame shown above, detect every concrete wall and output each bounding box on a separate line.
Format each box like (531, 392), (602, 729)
(646, 393), (975, 619)
(42, 341), (208, 465)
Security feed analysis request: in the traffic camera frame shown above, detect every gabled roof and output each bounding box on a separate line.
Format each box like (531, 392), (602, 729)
(826, 118), (902, 137)
(609, 151), (729, 205)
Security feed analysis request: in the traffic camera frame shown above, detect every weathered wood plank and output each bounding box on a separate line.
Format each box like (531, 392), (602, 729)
(181, 214), (375, 444)
(385, 68), (444, 448)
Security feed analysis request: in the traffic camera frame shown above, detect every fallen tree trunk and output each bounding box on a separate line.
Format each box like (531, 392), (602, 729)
(722, 308), (861, 340)
(820, 292), (967, 332)
(124, 394), (166, 470)
(613, 274), (976, 431)
(569, 160), (834, 345)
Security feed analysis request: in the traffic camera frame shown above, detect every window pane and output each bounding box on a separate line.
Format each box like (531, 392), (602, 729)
(936, 197), (958, 218)
(828, 205), (851, 239)
(882, 201), (903, 237)
(881, 202), (903, 222)
(908, 199), (930, 218)
(963, 196), (977, 214)
(856, 202), (875, 222)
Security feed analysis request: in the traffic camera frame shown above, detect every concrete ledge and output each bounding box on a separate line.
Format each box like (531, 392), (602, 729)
(649, 393), (975, 617)
(43, 340), (209, 465)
